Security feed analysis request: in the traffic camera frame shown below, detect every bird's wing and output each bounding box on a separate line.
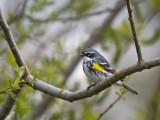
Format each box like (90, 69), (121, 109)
(93, 58), (116, 74)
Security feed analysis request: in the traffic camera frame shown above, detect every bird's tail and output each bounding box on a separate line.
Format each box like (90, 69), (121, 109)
(116, 81), (138, 95)
(121, 83), (138, 95)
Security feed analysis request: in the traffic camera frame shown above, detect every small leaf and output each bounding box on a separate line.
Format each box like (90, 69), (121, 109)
(8, 79), (13, 87)
(16, 78), (20, 84)
(14, 70), (18, 77)
(18, 66), (25, 79)
(12, 86), (21, 90)
(119, 87), (127, 93)
(123, 75), (132, 83)
(33, 68), (42, 81)
(10, 92), (17, 100)
(13, 78), (20, 87)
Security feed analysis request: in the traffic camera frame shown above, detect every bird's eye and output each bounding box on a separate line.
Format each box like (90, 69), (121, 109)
(85, 53), (91, 57)
(85, 53), (95, 58)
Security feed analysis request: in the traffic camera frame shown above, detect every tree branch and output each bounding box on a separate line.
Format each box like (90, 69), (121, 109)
(0, 8), (30, 119)
(25, 58), (160, 102)
(126, 0), (143, 63)
(97, 92), (125, 120)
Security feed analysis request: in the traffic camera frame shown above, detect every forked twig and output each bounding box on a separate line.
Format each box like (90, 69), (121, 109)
(126, 0), (143, 63)
(97, 92), (125, 120)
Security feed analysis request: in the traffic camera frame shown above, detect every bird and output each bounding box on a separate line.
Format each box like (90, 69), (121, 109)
(80, 48), (138, 95)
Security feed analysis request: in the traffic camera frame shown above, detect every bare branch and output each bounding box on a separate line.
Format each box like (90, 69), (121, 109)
(25, 8), (113, 23)
(97, 92), (125, 120)
(0, 7), (30, 119)
(25, 58), (160, 102)
(126, 0), (143, 63)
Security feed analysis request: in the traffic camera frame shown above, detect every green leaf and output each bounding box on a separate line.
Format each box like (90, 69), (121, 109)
(32, 68), (42, 81)
(13, 78), (20, 87)
(12, 86), (21, 91)
(8, 79), (13, 87)
(123, 75), (132, 83)
(14, 69), (18, 77)
(10, 92), (17, 100)
(18, 66), (25, 80)
(16, 78), (20, 84)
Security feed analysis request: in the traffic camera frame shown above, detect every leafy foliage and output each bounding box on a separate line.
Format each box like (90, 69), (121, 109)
(0, 66), (25, 100)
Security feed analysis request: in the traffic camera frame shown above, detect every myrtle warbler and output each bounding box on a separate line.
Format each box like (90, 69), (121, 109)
(80, 48), (138, 95)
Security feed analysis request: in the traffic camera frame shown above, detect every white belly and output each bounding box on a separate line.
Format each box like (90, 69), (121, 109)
(83, 63), (107, 83)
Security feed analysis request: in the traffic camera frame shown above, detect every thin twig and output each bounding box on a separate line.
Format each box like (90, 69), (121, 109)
(7, 0), (28, 24)
(25, 8), (113, 23)
(126, 0), (143, 63)
(0, 88), (11, 95)
(97, 92), (125, 120)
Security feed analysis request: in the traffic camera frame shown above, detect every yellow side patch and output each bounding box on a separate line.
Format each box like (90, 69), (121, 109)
(92, 63), (104, 71)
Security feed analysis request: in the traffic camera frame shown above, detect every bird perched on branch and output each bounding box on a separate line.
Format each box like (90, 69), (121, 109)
(80, 48), (138, 95)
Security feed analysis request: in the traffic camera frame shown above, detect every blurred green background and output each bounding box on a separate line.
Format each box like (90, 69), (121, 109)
(0, 0), (160, 120)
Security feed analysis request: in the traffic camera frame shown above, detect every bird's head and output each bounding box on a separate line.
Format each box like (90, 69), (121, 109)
(80, 48), (98, 62)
